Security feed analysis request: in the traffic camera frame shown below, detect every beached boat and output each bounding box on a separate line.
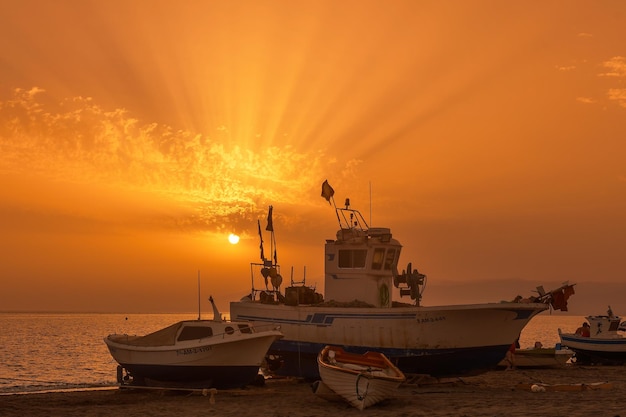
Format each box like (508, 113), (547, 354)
(498, 344), (573, 368)
(230, 182), (576, 379)
(558, 306), (626, 365)
(316, 345), (405, 410)
(104, 297), (282, 389)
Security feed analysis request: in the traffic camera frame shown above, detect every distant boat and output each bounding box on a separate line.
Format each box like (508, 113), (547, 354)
(316, 345), (405, 410)
(558, 306), (626, 365)
(498, 344), (573, 368)
(230, 182), (576, 379)
(104, 296), (282, 389)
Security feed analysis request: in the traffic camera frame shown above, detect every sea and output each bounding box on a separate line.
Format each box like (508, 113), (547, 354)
(0, 312), (586, 395)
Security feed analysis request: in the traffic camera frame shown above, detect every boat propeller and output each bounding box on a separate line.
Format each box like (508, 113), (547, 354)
(392, 262), (426, 305)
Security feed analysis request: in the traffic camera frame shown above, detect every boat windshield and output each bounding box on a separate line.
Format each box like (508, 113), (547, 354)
(177, 326), (213, 341)
(238, 324), (253, 334)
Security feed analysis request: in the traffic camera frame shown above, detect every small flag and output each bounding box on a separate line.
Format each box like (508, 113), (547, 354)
(266, 205), (274, 231)
(321, 180), (334, 204)
(258, 220), (265, 261)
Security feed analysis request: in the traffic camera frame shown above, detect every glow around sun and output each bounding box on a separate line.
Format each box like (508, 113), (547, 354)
(228, 234), (240, 244)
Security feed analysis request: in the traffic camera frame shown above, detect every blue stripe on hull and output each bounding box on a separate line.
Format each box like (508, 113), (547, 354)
(560, 336), (626, 365)
(120, 364), (261, 389)
(264, 340), (510, 379)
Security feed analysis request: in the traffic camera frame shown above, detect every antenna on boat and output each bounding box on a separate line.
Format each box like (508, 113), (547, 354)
(197, 270), (201, 320)
(369, 181), (372, 226)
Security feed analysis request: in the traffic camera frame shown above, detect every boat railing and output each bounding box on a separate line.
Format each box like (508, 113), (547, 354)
(335, 203), (369, 231)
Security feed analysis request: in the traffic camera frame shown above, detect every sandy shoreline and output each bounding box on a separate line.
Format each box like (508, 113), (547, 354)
(1, 365), (624, 417)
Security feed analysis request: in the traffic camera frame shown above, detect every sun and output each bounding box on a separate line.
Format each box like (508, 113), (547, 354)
(228, 233), (240, 244)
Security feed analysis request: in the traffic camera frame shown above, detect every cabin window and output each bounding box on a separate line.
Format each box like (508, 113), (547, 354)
(238, 324), (253, 334)
(383, 249), (397, 270)
(338, 249), (367, 268)
(225, 326), (235, 335)
(177, 326), (213, 341)
(372, 248), (385, 270)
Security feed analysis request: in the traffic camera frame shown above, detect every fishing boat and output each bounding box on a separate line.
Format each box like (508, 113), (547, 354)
(316, 345), (405, 410)
(104, 296), (283, 389)
(558, 306), (626, 365)
(498, 343), (573, 368)
(230, 181), (576, 379)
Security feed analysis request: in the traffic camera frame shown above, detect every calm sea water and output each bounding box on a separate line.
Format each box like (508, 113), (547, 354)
(0, 312), (585, 395)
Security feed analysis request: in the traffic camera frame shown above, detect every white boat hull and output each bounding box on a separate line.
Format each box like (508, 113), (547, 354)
(105, 326), (282, 388)
(559, 334), (626, 365)
(318, 366), (401, 410)
(231, 300), (547, 378)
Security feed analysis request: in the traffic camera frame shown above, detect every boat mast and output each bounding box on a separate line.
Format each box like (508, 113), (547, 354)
(369, 181), (372, 226)
(197, 270), (201, 320)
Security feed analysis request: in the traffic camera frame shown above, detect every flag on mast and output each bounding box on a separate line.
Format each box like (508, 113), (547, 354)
(321, 180), (334, 204)
(257, 219), (265, 261)
(266, 205), (274, 231)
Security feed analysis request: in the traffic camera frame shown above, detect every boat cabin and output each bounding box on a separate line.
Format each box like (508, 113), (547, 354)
(586, 308), (624, 339)
(323, 202), (424, 308)
(107, 320), (256, 347)
(248, 200), (425, 308)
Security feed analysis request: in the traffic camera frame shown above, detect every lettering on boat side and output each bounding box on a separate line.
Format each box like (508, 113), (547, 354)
(176, 346), (212, 355)
(418, 316), (446, 323)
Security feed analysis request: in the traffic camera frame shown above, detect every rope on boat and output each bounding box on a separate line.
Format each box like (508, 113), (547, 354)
(355, 373), (370, 401)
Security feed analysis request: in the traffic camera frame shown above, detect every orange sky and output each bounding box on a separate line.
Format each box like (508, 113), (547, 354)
(1, 0), (625, 314)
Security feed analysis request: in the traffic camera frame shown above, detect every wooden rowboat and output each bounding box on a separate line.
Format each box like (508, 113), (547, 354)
(316, 345), (405, 410)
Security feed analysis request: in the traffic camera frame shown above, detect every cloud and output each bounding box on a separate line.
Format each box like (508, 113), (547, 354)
(576, 97), (596, 104)
(599, 56), (626, 77)
(0, 88), (350, 235)
(608, 89), (626, 108)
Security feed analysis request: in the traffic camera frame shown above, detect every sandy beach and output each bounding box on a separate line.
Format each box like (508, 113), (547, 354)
(1, 365), (624, 417)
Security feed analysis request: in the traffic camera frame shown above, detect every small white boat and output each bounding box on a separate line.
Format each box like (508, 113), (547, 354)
(559, 306), (626, 365)
(498, 344), (573, 368)
(316, 345), (405, 410)
(104, 297), (282, 389)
